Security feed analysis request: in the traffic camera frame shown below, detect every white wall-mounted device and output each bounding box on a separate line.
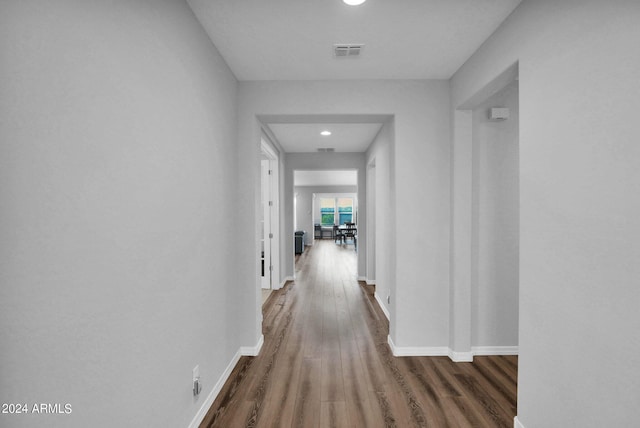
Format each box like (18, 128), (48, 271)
(489, 107), (510, 120)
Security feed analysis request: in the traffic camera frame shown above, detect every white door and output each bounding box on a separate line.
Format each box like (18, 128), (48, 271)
(261, 159), (272, 289)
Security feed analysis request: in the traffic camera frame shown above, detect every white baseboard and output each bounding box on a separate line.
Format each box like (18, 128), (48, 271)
(365, 278), (376, 285)
(514, 416), (525, 428)
(188, 335), (264, 428)
(386, 338), (516, 361)
(447, 346), (518, 362)
(278, 276), (294, 289)
(448, 349), (474, 362)
(188, 349), (241, 428)
(472, 346), (519, 356)
(388, 336), (449, 357)
(374, 292), (390, 321)
(240, 335), (264, 357)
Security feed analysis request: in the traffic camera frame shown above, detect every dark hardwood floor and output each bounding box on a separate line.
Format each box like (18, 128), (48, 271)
(200, 240), (517, 427)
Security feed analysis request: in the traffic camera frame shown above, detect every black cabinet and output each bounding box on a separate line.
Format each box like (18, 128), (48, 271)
(295, 230), (305, 254)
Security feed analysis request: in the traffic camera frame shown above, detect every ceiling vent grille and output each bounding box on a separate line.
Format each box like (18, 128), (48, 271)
(333, 44), (364, 58)
(317, 148), (335, 152)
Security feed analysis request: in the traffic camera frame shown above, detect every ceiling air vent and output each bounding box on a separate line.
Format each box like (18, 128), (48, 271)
(317, 148), (335, 152)
(333, 44), (364, 58)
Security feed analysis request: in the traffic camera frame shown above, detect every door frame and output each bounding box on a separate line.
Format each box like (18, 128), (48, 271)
(260, 137), (281, 290)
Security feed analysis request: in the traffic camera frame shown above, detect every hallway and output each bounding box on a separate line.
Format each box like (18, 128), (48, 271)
(200, 241), (517, 427)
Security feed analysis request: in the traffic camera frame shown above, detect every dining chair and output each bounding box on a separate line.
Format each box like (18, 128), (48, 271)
(333, 225), (343, 244)
(344, 223), (356, 245)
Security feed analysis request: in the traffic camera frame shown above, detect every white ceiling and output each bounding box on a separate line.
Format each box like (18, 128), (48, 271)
(188, 0), (522, 154)
(188, 0), (521, 81)
(295, 170), (357, 187)
(268, 122), (383, 153)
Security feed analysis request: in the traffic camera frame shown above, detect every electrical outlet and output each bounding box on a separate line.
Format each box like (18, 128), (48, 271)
(193, 365), (201, 398)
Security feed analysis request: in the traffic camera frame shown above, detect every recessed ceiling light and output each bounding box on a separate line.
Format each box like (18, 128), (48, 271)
(320, 130), (332, 136)
(343, 0), (366, 5)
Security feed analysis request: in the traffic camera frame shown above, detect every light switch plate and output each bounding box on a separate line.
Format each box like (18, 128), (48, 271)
(193, 365), (201, 397)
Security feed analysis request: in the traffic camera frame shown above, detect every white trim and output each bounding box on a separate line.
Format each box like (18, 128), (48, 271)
(366, 278), (376, 286)
(188, 349), (241, 428)
(385, 337), (519, 361)
(448, 349), (474, 362)
(472, 346), (519, 356)
(514, 416), (525, 428)
(387, 335), (397, 355)
(240, 335), (264, 357)
(278, 276), (294, 290)
(357, 276), (367, 282)
(388, 336), (449, 357)
(386, 338), (521, 363)
(374, 292), (390, 321)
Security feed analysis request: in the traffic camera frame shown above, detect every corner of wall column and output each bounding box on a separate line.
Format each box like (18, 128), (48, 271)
(449, 109), (473, 357)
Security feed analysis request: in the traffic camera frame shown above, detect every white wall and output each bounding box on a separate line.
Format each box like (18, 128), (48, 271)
(0, 1), (241, 427)
(237, 80), (451, 350)
(452, 1), (640, 426)
(471, 81), (519, 348)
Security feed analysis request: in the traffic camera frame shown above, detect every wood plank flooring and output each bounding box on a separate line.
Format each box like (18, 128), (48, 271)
(200, 240), (517, 427)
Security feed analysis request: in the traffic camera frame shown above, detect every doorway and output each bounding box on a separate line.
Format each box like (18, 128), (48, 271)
(293, 169), (357, 238)
(470, 78), (520, 351)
